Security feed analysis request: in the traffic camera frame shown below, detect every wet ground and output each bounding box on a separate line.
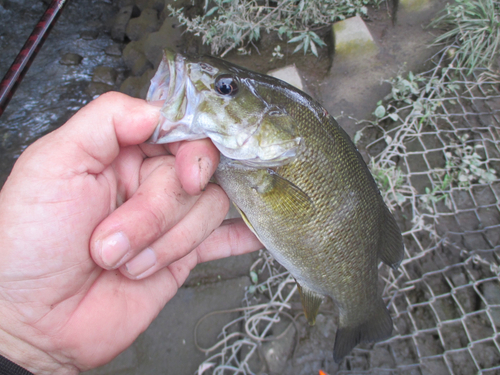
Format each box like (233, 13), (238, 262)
(4, 0), (495, 374)
(0, 0), (125, 186)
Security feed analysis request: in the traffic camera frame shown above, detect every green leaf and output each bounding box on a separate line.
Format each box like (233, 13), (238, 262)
(204, 6), (219, 18)
(388, 113), (399, 121)
(278, 26), (288, 35)
(288, 34), (306, 44)
(303, 34), (310, 54)
(252, 27), (260, 40)
(250, 271), (258, 284)
(310, 40), (318, 57)
(293, 42), (304, 54)
(353, 129), (363, 145)
(374, 105), (386, 118)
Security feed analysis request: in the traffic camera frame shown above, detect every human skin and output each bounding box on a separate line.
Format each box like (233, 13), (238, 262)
(0, 92), (262, 374)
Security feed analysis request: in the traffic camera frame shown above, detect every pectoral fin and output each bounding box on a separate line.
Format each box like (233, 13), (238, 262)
(256, 169), (315, 217)
(297, 282), (323, 326)
(233, 203), (259, 239)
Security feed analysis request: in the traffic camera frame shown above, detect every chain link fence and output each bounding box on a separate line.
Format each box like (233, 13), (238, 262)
(194, 45), (500, 375)
(360, 45), (500, 375)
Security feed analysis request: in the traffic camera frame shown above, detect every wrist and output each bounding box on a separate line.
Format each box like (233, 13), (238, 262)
(0, 327), (77, 375)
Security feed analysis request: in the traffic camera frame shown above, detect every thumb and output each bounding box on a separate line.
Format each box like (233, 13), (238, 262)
(20, 92), (161, 177)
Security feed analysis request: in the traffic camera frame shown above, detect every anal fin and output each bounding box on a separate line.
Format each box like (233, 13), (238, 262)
(297, 283), (323, 326)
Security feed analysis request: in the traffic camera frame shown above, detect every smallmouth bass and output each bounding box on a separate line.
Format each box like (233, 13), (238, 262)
(147, 50), (404, 362)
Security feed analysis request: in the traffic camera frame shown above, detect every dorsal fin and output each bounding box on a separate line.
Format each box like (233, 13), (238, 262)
(378, 205), (404, 269)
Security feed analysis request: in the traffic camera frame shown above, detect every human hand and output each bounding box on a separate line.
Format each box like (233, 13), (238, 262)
(0, 92), (262, 374)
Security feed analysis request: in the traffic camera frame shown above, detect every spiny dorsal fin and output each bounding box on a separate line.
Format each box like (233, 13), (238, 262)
(333, 298), (393, 363)
(297, 282), (324, 326)
(379, 205), (404, 270)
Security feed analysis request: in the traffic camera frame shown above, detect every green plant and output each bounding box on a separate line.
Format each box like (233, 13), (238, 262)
(369, 160), (410, 206)
(169, 0), (381, 57)
(418, 174), (452, 213)
(431, 0), (500, 73)
(445, 137), (497, 187)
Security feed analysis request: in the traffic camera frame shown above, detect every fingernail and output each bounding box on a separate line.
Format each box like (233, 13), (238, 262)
(125, 248), (157, 277)
(199, 157), (212, 192)
(99, 232), (130, 268)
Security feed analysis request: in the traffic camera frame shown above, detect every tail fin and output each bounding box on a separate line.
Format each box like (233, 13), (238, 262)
(378, 205), (404, 270)
(333, 299), (393, 363)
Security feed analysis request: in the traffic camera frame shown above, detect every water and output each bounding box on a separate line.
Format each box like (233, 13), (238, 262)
(0, 0), (125, 186)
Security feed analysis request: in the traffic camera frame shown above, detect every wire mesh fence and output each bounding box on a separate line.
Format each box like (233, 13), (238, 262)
(194, 45), (500, 375)
(360, 45), (500, 375)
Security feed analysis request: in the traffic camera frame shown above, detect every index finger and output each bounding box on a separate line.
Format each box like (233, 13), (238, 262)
(167, 139), (220, 196)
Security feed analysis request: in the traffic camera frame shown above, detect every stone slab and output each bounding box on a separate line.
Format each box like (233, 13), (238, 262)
(267, 64), (304, 90)
(319, 0), (448, 138)
(399, 0), (431, 11)
(333, 15), (376, 56)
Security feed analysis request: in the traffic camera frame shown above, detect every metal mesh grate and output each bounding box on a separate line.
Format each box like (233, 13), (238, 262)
(361, 47), (500, 375)
(195, 47), (500, 375)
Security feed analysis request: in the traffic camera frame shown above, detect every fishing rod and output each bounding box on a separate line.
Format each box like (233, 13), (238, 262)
(0, 0), (70, 117)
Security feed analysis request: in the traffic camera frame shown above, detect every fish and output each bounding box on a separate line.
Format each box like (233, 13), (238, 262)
(147, 50), (404, 362)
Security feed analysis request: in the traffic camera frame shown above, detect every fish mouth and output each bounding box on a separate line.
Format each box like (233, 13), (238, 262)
(147, 50), (204, 143)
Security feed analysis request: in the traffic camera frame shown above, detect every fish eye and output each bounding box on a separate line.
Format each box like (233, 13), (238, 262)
(200, 62), (213, 72)
(215, 75), (238, 96)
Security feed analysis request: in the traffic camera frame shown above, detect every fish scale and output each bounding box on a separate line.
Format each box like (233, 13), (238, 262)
(147, 50), (404, 362)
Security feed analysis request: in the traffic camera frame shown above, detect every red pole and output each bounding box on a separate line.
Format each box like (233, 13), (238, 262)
(0, 0), (70, 117)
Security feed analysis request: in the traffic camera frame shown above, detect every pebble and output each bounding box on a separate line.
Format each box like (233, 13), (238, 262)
(105, 44), (122, 56)
(2, 131), (15, 150)
(92, 66), (118, 86)
(85, 82), (114, 99)
(122, 40), (152, 76)
(80, 29), (99, 40)
(145, 0), (166, 12)
(134, 0), (151, 11)
(59, 52), (83, 65)
(143, 20), (180, 68)
(111, 5), (134, 42)
(117, 0), (134, 6)
(120, 69), (155, 99)
(125, 8), (160, 41)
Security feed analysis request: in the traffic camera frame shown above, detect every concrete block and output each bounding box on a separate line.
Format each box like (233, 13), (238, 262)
(267, 64), (304, 90)
(399, 0), (430, 11)
(333, 15), (376, 56)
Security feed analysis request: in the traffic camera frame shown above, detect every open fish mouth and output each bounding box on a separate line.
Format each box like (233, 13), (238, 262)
(147, 51), (205, 143)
